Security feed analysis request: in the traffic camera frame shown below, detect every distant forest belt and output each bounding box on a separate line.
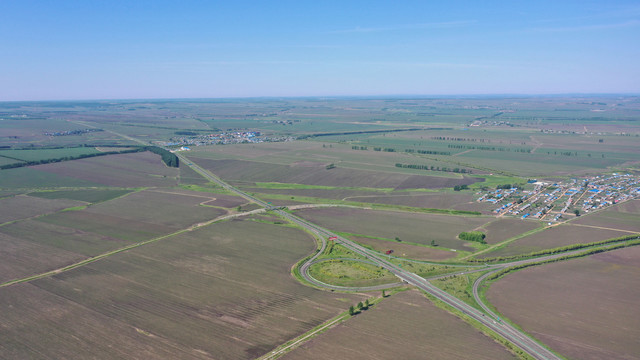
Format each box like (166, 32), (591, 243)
(0, 146), (179, 169)
(300, 128), (451, 138)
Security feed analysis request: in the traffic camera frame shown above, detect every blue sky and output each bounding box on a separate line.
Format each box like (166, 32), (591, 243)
(1, 0), (639, 100)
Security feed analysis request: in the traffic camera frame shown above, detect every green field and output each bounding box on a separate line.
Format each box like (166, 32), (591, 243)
(0, 147), (101, 162)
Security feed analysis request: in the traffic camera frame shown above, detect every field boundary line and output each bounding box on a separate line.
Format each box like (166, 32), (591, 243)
(258, 313), (349, 360)
(462, 225), (548, 260)
(146, 188), (217, 199)
(568, 223), (639, 234)
(0, 209), (266, 289)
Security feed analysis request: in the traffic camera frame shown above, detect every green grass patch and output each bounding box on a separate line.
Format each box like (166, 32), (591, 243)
(319, 243), (368, 261)
(308, 259), (397, 287)
(60, 205), (88, 212)
(258, 192), (481, 216)
(27, 189), (133, 203)
(431, 272), (485, 310)
(178, 183), (232, 194)
(469, 174), (527, 190)
(0, 147), (102, 162)
(391, 259), (475, 278)
(255, 182), (394, 192)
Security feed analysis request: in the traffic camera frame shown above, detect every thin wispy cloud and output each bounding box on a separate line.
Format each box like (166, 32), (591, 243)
(143, 59), (493, 72)
(362, 61), (492, 69)
(329, 20), (476, 34)
(530, 20), (640, 33)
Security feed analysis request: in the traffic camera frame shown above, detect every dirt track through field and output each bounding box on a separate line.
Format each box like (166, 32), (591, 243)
(570, 223), (640, 234)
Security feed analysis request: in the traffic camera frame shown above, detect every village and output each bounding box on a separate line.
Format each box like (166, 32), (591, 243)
(163, 130), (295, 148)
(477, 173), (640, 223)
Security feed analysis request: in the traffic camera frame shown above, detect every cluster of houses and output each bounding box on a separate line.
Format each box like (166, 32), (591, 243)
(164, 131), (295, 147)
(44, 128), (103, 136)
(478, 174), (640, 222)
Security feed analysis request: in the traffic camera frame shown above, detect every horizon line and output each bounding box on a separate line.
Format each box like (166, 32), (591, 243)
(2, 92), (640, 103)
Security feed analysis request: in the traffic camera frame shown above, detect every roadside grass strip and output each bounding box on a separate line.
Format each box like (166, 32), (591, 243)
(472, 234), (640, 264)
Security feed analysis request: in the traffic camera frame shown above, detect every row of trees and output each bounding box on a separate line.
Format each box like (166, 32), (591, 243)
(373, 147), (396, 152)
(144, 146), (179, 167)
(496, 183), (520, 190)
(0, 145), (179, 170)
(405, 149), (451, 155)
(352, 146), (451, 156)
(431, 136), (491, 142)
(0, 148), (144, 170)
(395, 163), (472, 174)
(348, 299), (372, 316)
(447, 144), (531, 153)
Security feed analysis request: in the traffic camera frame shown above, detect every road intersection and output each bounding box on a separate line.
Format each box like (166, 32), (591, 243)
(178, 153), (562, 360)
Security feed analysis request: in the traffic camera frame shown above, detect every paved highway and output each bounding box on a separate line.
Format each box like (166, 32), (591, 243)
(177, 153), (561, 360)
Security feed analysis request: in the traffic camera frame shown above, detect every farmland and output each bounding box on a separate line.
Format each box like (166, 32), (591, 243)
(1, 96), (639, 359)
(33, 151), (180, 187)
(477, 224), (632, 259)
(0, 219), (365, 359)
(282, 290), (517, 360)
(0, 195), (86, 224)
(295, 207), (492, 251)
(192, 158), (479, 190)
(486, 246), (640, 360)
(349, 235), (457, 261)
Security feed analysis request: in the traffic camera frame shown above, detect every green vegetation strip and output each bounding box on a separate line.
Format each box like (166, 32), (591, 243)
(431, 272), (486, 310)
(255, 182), (394, 192)
(471, 234), (640, 263)
(257, 192), (481, 216)
(178, 183), (233, 194)
(487, 238), (640, 281)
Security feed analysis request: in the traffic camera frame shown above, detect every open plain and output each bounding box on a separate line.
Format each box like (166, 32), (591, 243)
(1, 96), (639, 360)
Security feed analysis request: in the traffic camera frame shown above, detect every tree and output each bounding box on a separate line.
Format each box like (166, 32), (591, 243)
(365, 299), (370, 309)
(431, 239), (437, 246)
(381, 290), (386, 297)
(458, 231), (487, 244)
(395, 237), (401, 242)
(349, 305), (356, 316)
(574, 209), (580, 216)
(357, 301), (364, 310)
